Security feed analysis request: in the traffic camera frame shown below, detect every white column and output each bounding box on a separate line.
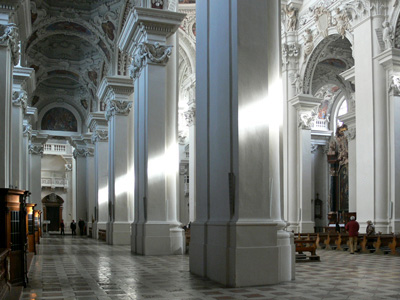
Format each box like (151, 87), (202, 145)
(289, 94), (321, 233)
(190, 0), (294, 287)
(88, 113), (109, 239)
(85, 146), (95, 236)
(282, 30), (300, 233)
(119, 7), (185, 255)
(184, 101), (196, 222)
(351, 6), (388, 232)
(98, 76), (134, 245)
(377, 48), (400, 232)
(29, 134), (47, 211)
(73, 146), (89, 222)
(0, 24), (18, 188)
(11, 67), (34, 190)
(22, 107), (37, 191)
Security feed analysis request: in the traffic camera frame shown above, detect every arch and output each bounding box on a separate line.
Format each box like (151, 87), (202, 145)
(42, 193), (64, 232)
(38, 102), (83, 135)
(302, 32), (353, 95)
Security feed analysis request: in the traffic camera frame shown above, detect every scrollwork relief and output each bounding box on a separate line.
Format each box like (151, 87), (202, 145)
(91, 129), (108, 143)
(0, 23), (19, 65)
(29, 143), (44, 156)
(105, 100), (132, 120)
(184, 106), (196, 127)
(12, 90), (28, 109)
(298, 108), (318, 130)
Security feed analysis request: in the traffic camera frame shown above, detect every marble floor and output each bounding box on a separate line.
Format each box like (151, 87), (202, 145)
(21, 236), (400, 300)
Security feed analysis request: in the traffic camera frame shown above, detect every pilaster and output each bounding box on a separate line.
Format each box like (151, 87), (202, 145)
(98, 76), (134, 245)
(87, 112), (109, 239)
(119, 7), (186, 255)
(290, 94), (321, 233)
(0, 23), (19, 188)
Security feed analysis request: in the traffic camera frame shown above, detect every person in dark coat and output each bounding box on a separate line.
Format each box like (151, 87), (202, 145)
(70, 220), (77, 235)
(78, 219), (85, 236)
(60, 219), (65, 235)
(345, 216), (359, 254)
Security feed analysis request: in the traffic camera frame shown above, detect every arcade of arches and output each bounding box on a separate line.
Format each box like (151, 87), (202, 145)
(1, 0), (400, 288)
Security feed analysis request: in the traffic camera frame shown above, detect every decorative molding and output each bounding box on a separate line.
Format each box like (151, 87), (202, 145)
(332, 7), (351, 39)
(105, 100), (132, 120)
(23, 123), (32, 138)
(184, 106), (196, 127)
(12, 90), (27, 109)
(0, 23), (20, 65)
(129, 42), (172, 80)
(389, 75), (400, 96)
(65, 163), (72, 171)
(29, 143), (44, 156)
(344, 127), (356, 140)
(311, 144), (319, 154)
(298, 108), (318, 130)
(91, 129), (108, 143)
(282, 42), (299, 66)
(73, 148), (94, 159)
(345, 0), (387, 27)
(312, 6), (331, 38)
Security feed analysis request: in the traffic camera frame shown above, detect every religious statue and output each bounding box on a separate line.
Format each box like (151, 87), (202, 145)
(382, 21), (394, 50)
(291, 72), (303, 95)
(332, 8), (351, 39)
(303, 29), (314, 61)
(283, 3), (298, 32)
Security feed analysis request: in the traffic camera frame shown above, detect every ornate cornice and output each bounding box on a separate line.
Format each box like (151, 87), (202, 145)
(29, 143), (44, 156)
(105, 100), (132, 120)
(184, 106), (196, 127)
(12, 90), (27, 109)
(91, 129), (108, 144)
(0, 23), (19, 65)
(129, 42), (172, 80)
(345, 0), (387, 28)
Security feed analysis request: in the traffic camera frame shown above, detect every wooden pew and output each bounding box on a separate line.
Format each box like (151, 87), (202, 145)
(294, 239), (317, 256)
(98, 229), (106, 241)
(0, 249), (10, 300)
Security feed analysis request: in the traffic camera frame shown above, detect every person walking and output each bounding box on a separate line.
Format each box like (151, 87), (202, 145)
(78, 218), (85, 236)
(60, 219), (65, 235)
(70, 220), (77, 236)
(345, 216), (359, 254)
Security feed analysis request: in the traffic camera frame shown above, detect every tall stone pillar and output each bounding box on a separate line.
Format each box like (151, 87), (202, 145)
(0, 23), (19, 188)
(22, 107), (37, 191)
(349, 2), (388, 232)
(119, 7), (186, 255)
(377, 48), (400, 232)
(72, 144), (90, 224)
(190, 0), (294, 287)
(11, 67), (35, 189)
(29, 133), (47, 211)
(98, 76), (134, 245)
(289, 95), (321, 233)
(282, 7), (300, 233)
(88, 113), (109, 239)
(184, 96), (196, 222)
(85, 144), (95, 237)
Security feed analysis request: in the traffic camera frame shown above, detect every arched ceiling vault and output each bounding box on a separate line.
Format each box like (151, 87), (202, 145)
(26, 0), (124, 129)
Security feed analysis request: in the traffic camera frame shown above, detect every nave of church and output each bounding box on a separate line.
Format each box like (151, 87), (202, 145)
(2, 0), (400, 292)
(21, 236), (400, 300)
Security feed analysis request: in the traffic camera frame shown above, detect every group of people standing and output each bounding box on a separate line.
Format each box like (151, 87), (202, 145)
(345, 216), (375, 254)
(59, 218), (86, 236)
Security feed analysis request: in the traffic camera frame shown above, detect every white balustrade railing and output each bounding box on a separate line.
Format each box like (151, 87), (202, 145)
(313, 118), (329, 130)
(43, 143), (67, 154)
(41, 177), (68, 189)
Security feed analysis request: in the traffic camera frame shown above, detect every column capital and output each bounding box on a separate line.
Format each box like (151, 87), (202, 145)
(91, 129), (108, 144)
(12, 90), (27, 109)
(105, 100), (133, 121)
(87, 112), (108, 144)
(13, 66), (36, 96)
(0, 23), (19, 65)
(73, 147), (94, 159)
(97, 76), (134, 104)
(345, 0), (387, 28)
(23, 120), (32, 139)
(289, 94), (321, 130)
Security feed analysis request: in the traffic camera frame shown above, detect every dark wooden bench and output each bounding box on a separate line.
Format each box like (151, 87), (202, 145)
(98, 229), (106, 241)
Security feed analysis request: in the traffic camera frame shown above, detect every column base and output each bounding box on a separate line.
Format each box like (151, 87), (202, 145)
(110, 222), (131, 245)
(390, 219), (400, 233)
(373, 219), (390, 234)
(300, 221), (315, 233)
(97, 221), (107, 240)
(190, 221), (295, 287)
(189, 221), (207, 277)
(131, 221), (185, 255)
(287, 222), (299, 233)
